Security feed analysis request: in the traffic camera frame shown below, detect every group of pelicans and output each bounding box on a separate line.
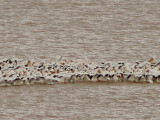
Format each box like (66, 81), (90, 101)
(0, 57), (160, 87)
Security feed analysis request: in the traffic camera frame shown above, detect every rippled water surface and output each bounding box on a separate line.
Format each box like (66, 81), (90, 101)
(0, 0), (160, 119)
(0, 0), (160, 62)
(1, 83), (160, 120)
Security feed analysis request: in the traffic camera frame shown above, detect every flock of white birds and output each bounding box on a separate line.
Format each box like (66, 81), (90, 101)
(0, 57), (160, 87)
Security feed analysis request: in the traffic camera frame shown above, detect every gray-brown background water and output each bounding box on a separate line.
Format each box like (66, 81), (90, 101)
(0, 0), (160, 119)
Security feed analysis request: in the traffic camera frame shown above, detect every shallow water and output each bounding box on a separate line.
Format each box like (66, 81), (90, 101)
(0, 0), (160, 119)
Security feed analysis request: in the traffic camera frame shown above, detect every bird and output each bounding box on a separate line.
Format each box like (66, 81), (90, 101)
(69, 74), (77, 83)
(83, 74), (91, 82)
(127, 74), (135, 83)
(11, 78), (24, 86)
(0, 57), (160, 86)
(146, 75), (153, 83)
(0, 80), (11, 87)
(90, 74), (99, 82)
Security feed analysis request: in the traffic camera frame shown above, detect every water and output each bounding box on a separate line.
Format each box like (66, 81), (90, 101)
(0, 0), (160, 62)
(1, 83), (160, 119)
(0, 0), (160, 119)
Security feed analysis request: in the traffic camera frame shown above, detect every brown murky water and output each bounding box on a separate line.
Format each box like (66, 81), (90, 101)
(1, 83), (160, 119)
(0, 0), (160, 119)
(0, 0), (160, 62)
